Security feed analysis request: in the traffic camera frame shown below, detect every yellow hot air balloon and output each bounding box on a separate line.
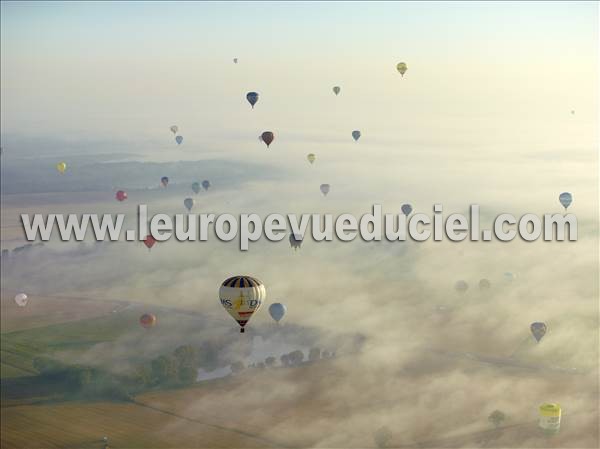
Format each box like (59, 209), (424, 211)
(307, 153), (316, 165)
(56, 162), (67, 174)
(396, 62), (408, 77)
(538, 403), (561, 435)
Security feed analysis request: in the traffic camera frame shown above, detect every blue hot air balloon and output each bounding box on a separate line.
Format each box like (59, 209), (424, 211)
(504, 272), (516, 282)
(530, 322), (547, 342)
(192, 182), (201, 194)
(246, 92), (259, 109)
(352, 130), (361, 141)
(202, 180), (211, 191)
(269, 303), (287, 322)
(559, 192), (572, 210)
(175, 135), (183, 145)
(401, 204), (413, 216)
(184, 198), (194, 211)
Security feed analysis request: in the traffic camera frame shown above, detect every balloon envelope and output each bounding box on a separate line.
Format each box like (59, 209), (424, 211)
(503, 272), (516, 282)
(289, 233), (303, 249)
(559, 192), (572, 210)
(455, 280), (468, 293)
(333, 86), (341, 95)
(261, 131), (274, 147)
(192, 182), (201, 194)
(246, 92), (259, 108)
(396, 62), (408, 76)
(14, 293), (28, 307)
(479, 279), (491, 290)
(233, 58), (238, 64)
(170, 125), (178, 134)
(269, 303), (287, 322)
(530, 322), (547, 342)
(401, 204), (413, 216)
(352, 130), (361, 141)
(184, 198), (194, 211)
(161, 176), (169, 187)
(115, 190), (127, 202)
(175, 135), (183, 145)
(56, 162), (67, 174)
(307, 153), (316, 164)
(143, 235), (157, 249)
(202, 180), (211, 191)
(140, 313), (157, 328)
(320, 184), (330, 196)
(219, 276), (266, 332)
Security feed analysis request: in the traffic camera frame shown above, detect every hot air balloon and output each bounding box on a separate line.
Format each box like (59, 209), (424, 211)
(455, 280), (468, 293)
(478, 279), (491, 290)
(307, 153), (316, 165)
(539, 403), (561, 434)
(56, 162), (67, 174)
(289, 233), (303, 250)
(530, 322), (547, 342)
(143, 235), (156, 250)
(246, 92), (259, 109)
(352, 130), (361, 141)
(261, 131), (274, 147)
(161, 176), (169, 187)
(396, 62), (408, 77)
(269, 303), (287, 322)
(202, 180), (211, 191)
(401, 204), (413, 216)
(559, 192), (572, 210)
(233, 58), (238, 64)
(333, 86), (341, 96)
(184, 198), (194, 211)
(504, 272), (516, 282)
(192, 182), (201, 194)
(175, 135), (183, 145)
(115, 190), (127, 202)
(14, 293), (28, 307)
(219, 275), (266, 333)
(140, 313), (157, 328)
(170, 125), (178, 134)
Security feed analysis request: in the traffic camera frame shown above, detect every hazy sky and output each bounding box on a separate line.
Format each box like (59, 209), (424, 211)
(1, 1), (597, 146)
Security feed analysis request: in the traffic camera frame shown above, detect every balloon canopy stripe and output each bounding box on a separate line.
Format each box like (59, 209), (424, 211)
(222, 276), (262, 288)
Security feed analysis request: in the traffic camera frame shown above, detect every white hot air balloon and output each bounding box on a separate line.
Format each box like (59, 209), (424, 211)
(14, 293), (28, 307)
(219, 276), (266, 333)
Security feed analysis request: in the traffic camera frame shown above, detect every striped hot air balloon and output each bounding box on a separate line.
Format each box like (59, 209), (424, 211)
(219, 276), (266, 333)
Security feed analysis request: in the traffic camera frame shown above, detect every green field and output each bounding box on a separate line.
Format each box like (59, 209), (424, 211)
(1, 311), (138, 381)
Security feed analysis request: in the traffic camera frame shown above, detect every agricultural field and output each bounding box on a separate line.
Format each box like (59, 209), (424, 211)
(1, 293), (119, 334)
(0, 401), (279, 449)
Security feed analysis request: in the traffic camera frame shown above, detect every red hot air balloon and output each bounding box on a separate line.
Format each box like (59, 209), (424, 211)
(143, 235), (157, 250)
(261, 131), (274, 148)
(140, 313), (156, 328)
(116, 190), (128, 201)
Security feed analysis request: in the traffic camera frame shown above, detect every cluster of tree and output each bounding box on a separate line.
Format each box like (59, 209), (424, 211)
(134, 344), (202, 388)
(373, 426), (392, 448)
(488, 410), (507, 428)
(231, 347), (337, 374)
(1, 242), (46, 258)
(32, 356), (132, 401)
